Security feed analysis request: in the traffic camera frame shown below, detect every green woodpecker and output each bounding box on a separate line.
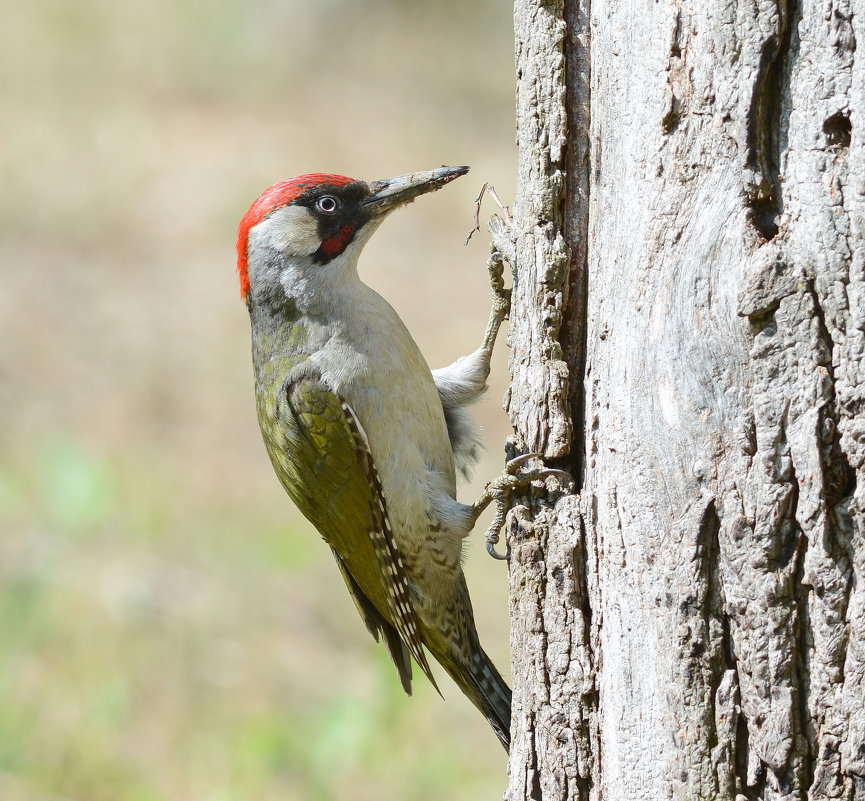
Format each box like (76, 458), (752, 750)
(236, 166), (515, 749)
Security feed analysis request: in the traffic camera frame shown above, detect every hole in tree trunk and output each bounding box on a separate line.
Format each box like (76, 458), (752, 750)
(748, 196), (780, 240)
(823, 112), (852, 150)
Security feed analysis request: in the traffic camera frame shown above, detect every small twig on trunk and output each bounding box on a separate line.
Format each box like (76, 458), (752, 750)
(464, 181), (489, 245)
(487, 185), (513, 227)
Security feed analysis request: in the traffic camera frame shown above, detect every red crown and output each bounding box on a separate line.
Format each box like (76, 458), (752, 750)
(236, 173), (355, 300)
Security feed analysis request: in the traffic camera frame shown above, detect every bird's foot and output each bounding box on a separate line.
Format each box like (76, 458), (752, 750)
(471, 453), (573, 560)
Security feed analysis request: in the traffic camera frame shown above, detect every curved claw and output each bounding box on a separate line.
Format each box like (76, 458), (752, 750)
(534, 468), (573, 485)
(506, 452), (544, 473)
(486, 539), (511, 560)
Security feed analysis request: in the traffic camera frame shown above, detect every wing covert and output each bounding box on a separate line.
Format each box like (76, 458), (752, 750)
(267, 375), (437, 692)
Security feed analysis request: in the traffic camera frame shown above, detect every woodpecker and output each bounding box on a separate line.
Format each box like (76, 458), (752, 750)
(237, 165), (519, 749)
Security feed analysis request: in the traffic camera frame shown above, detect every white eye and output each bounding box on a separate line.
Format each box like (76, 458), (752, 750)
(316, 196), (339, 213)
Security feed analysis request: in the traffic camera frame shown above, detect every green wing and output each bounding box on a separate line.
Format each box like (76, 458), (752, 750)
(263, 374), (437, 693)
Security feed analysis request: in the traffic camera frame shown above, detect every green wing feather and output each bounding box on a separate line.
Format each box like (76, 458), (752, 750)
(262, 374), (437, 693)
(330, 549), (413, 694)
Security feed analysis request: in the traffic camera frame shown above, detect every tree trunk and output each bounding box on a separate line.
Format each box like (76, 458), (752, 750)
(501, 0), (865, 799)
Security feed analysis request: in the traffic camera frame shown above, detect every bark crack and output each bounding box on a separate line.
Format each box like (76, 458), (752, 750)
(559, 0), (591, 486)
(700, 497), (723, 750)
(701, 498), (750, 799)
(745, 0), (800, 240)
(792, 525), (815, 798)
(774, 405), (807, 800)
(806, 278), (857, 507)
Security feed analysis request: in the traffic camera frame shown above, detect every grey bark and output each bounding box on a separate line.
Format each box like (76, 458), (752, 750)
(500, 0), (865, 799)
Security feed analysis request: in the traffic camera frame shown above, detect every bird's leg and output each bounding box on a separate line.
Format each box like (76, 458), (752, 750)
(480, 249), (511, 355)
(468, 454), (572, 560)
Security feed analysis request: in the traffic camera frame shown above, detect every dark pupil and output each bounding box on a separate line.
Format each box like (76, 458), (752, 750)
(319, 197), (336, 212)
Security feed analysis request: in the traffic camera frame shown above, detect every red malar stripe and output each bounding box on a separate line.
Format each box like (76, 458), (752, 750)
(320, 223), (355, 256)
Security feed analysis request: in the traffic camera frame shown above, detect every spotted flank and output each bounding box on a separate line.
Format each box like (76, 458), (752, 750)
(339, 400), (439, 692)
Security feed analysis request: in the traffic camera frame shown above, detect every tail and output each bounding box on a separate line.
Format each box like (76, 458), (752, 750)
(418, 576), (511, 750)
(442, 642), (513, 752)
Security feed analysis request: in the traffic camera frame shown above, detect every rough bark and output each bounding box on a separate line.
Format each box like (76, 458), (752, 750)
(502, 0), (865, 799)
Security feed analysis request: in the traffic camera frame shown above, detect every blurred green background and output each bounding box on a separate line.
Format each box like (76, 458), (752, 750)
(0, 1), (517, 799)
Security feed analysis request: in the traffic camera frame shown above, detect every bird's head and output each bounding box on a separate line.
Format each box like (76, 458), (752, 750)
(236, 165), (469, 306)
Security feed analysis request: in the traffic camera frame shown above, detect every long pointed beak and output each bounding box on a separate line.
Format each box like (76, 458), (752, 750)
(362, 165), (469, 215)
